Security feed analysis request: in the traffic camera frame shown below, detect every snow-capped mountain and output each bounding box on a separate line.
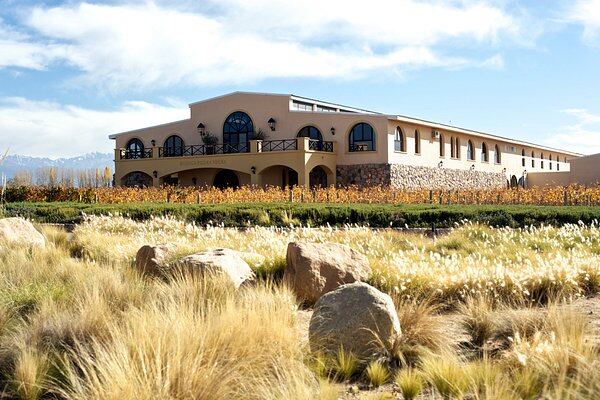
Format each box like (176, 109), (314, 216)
(0, 152), (113, 179)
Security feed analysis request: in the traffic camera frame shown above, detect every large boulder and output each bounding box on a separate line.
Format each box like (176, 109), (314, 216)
(177, 248), (255, 288)
(309, 282), (400, 361)
(0, 218), (45, 248)
(135, 244), (178, 276)
(285, 242), (371, 303)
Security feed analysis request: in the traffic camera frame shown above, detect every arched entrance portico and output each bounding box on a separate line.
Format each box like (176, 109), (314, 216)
(213, 169), (240, 189)
(121, 171), (152, 187)
(258, 165), (298, 188)
(309, 166), (328, 188)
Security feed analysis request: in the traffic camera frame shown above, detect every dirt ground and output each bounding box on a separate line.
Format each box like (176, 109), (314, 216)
(297, 295), (600, 399)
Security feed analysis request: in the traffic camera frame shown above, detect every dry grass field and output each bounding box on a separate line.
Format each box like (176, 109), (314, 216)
(1, 216), (600, 399)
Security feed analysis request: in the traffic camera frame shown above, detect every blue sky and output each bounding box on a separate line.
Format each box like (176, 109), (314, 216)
(1, 0), (600, 158)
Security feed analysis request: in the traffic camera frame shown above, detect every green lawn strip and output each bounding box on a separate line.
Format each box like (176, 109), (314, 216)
(4, 201), (600, 227)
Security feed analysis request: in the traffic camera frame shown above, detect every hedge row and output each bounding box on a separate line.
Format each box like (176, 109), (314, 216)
(3, 202), (600, 228)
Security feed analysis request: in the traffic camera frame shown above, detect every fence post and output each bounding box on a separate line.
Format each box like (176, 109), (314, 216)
(563, 189), (568, 206)
(289, 189), (294, 203)
(429, 190), (433, 204)
(300, 192), (304, 203)
(196, 191), (201, 204)
(439, 191), (443, 205)
(167, 192), (171, 203)
(497, 194), (501, 204)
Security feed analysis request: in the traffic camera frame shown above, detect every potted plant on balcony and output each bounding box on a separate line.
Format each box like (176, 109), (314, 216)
(201, 132), (218, 155)
(252, 128), (268, 141)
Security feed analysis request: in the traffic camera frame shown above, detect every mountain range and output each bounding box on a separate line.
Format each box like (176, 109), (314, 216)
(0, 152), (113, 179)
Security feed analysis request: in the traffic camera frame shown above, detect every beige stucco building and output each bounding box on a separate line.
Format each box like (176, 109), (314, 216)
(110, 92), (586, 189)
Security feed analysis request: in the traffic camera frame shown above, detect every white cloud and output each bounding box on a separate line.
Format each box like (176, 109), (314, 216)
(545, 108), (600, 155)
(0, 18), (61, 69)
(0, 1), (520, 89)
(567, 0), (600, 42)
(0, 97), (188, 158)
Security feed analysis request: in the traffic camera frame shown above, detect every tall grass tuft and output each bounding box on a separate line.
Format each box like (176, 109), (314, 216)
(364, 361), (390, 387)
(395, 368), (425, 400)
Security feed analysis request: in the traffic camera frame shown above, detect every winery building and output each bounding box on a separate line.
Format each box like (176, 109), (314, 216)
(110, 92), (584, 189)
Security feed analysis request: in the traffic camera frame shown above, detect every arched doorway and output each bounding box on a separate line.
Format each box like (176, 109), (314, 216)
(213, 169), (240, 189)
(309, 166), (328, 188)
(510, 175), (519, 188)
(121, 171), (152, 187)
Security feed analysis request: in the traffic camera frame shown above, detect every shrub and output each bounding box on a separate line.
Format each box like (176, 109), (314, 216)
(364, 361), (390, 387)
(395, 368), (425, 400)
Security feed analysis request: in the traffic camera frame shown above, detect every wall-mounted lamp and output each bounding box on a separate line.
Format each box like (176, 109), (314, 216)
(151, 139), (156, 147)
(197, 122), (206, 135)
(251, 166), (256, 174)
(152, 170), (158, 178)
(438, 161), (444, 168)
(523, 170), (528, 176)
(330, 127), (335, 136)
(267, 118), (276, 131)
(470, 164), (475, 171)
(502, 168), (507, 174)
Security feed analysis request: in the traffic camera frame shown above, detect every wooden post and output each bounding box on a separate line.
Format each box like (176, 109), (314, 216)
(429, 190), (433, 204)
(563, 189), (568, 206)
(196, 191), (201, 204)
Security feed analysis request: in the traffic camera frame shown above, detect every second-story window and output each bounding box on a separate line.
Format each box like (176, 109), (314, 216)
(126, 138), (144, 159)
(163, 135), (184, 157)
(394, 127), (405, 152)
(349, 123), (375, 152)
(439, 133), (445, 157)
(414, 130), (421, 154)
(481, 142), (489, 162)
(494, 145), (501, 164)
(467, 140), (475, 161)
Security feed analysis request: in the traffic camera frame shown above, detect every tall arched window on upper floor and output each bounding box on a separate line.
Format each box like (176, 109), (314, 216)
(394, 127), (405, 152)
(163, 135), (184, 157)
(522, 149), (526, 167)
(455, 138), (461, 159)
(549, 154), (553, 170)
(481, 142), (489, 162)
(531, 151), (535, 168)
(126, 138), (144, 159)
(494, 145), (501, 164)
(414, 130), (421, 154)
(349, 123), (376, 152)
(223, 111), (253, 152)
(450, 137), (456, 158)
(439, 134), (445, 157)
(297, 125), (323, 141)
(540, 153), (545, 169)
(467, 140), (475, 161)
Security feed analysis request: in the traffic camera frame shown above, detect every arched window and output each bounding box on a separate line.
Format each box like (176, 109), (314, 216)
(455, 138), (461, 159)
(541, 153), (544, 169)
(450, 137), (456, 158)
(521, 149), (526, 167)
(549, 154), (553, 170)
(126, 138), (144, 159)
(394, 127), (405, 152)
(531, 151), (535, 168)
(414, 130), (421, 154)
(467, 140), (475, 161)
(163, 135), (184, 157)
(349, 123), (375, 152)
(494, 145), (501, 164)
(439, 134), (445, 157)
(297, 125), (323, 141)
(223, 111), (253, 152)
(481, 142), (489, 162)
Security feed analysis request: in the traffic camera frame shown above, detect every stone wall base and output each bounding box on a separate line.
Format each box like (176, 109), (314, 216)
(336, 163), (506, 189)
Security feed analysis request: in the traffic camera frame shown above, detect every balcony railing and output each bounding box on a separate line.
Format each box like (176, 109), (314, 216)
(120, 148), (153, 159)
(261, 139), (298, 152)
(158, 142), (249, 157)
(121, 138), (335, 161)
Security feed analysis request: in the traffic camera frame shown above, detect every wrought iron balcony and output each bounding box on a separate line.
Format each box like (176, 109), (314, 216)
(118, 137), (335, 161)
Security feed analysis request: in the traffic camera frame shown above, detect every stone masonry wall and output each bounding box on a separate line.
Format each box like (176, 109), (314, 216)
(336, 164), (506, 189)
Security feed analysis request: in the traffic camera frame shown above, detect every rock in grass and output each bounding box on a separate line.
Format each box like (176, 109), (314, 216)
(135, 244), (178, 276)
(309, 282), (400, 361)
(0, 217), (45, 248)
(285, 242), (371, 303)
(177, 248), (256, 288)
